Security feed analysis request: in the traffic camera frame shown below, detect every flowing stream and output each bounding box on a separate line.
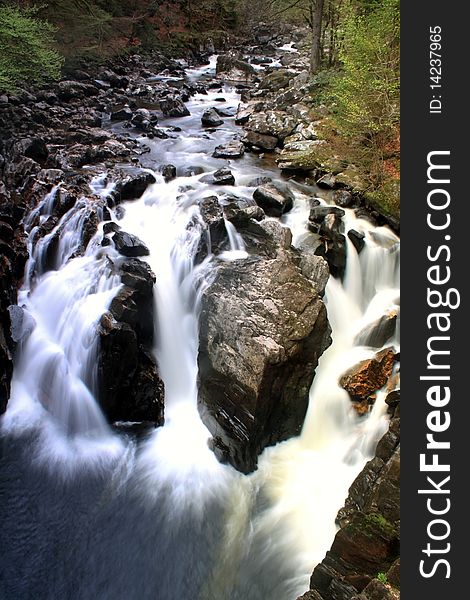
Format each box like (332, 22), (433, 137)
(0, 57), (399, 600)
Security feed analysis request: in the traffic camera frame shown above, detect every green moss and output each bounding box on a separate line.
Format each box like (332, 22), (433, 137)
(365, 512), (397, 538)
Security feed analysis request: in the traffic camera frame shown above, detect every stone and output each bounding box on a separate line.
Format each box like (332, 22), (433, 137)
(201, 108), (224, 127)
(213, 140), (244, 158)
(111, 106), (133, 121)
(348, 229), (366, 254)
(253, 182), (294, 217)
(7, 305), (35, 343)
(333, 189), (355, 207)
(235, 103), (257, 125)
(317, 173), (337, 189)
(354, 311), (398, 348)
(299, 251), (330, 297)
(242, 130), (278, 151)
(201, 168), (235, 186)
(113, 172), (156, 202)
(197, 234), (331, 473)
(159, 164), (177, 181)
(159, 95), (190, 117)
(245, 110), (297, 142)
(57, 81), (99, 101)
(195, 196), (227, 261)
(340, 348), (396, 406)
(98, 258), (164, 424)
(113, 231), (150, 257)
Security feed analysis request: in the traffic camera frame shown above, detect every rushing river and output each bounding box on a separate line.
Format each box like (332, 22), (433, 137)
(0, 57), (400, 599)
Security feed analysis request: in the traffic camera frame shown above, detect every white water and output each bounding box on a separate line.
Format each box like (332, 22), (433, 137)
(1, 56), (400, 599)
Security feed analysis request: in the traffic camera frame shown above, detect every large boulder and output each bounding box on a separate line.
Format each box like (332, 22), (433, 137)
(253, 182), (294, 217)
(159, 95), (190, 118)
(201, 108), (224, 127)
(98, 258), (164, 423)
(112, 231), (150, 257)
(197, 223), (331, 473)
(245, 110), (297, 143)
(112, 171), (156, 203)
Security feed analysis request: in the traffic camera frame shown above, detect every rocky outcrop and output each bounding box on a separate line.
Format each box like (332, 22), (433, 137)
(98, 258), (164, 424)
(197, 220), (331, 473)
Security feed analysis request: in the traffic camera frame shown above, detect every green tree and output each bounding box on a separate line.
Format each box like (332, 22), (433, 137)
(0, 4), (63, 92)
(330, 0), (400, 144)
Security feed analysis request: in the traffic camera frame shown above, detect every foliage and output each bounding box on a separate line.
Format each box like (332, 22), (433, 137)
(328, 0), (399, 144)
(377, 572), (388, 584)
(0, 4), (63, 92)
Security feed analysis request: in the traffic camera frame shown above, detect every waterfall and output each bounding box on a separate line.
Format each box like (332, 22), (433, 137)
(0, 56), (400, 600)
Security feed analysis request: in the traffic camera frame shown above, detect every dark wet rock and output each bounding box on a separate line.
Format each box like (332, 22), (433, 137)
(355, 311), (398, 348)
(253, 182), (294, 217)
(224, 203), (265, 229)
(113, 172), (156, 202)
(130, 108), (157, 131)
(103, 222), (121, 235)
(198, 225), (331, 473)
(16, 138), (49, 163)
(242, 130), (278, 151)
(98, 258), (164, 424)
(309, 205), (345, 223)
(333, 189), (355, 208)
(159, 95), (190, 117)
(348, 229), (365, 254)
(159, 164), (177, 181)
(195, 196), (228, 261)
(57, 81), (99, 101)
(317, 173), (337, 189)
(201, 168), (235, 186)
(113, 231), (150, 257)
(247, 176), (272, 187)
(308, 206), (347, 279)
(111, 106), (133, 121)
(213, 140), (244, 159)
(201, 108), (224, 127)
(340, 348), (396, 414)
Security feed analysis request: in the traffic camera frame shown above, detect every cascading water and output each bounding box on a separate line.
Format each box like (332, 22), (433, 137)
(0, 56), (399, 600)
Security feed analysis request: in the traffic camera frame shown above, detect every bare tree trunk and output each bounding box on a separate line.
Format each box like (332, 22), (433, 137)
(309, 0), (325, 74)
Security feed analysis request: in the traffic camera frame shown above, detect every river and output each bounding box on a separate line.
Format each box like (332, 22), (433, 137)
(0, 55), (400, 600)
